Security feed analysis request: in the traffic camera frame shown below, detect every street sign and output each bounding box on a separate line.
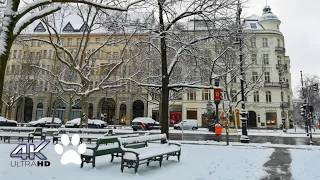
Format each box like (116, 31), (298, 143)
(214, 88), (221, 102)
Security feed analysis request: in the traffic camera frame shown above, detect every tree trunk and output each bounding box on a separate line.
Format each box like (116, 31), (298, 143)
(80, 96), (88, 128)
(20, 96), (25, 123)
(158, 0), (169, 140)
(65, 97), (73, 123)
(7, 106), (12, 120)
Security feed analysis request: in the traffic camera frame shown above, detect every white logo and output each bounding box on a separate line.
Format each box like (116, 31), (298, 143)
(54, 134), (87, 165)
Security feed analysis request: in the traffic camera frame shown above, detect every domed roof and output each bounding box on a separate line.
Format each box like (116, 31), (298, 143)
(258, 6), (279, 22)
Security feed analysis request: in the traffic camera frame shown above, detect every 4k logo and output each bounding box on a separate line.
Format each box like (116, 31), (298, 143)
(10, 141), (50, 160)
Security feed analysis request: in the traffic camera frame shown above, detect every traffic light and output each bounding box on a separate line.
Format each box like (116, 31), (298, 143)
(300, 104), (307, 117)
(313, 83), (319, 92)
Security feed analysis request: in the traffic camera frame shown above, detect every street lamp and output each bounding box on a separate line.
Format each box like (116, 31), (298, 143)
(213, 78), (221, 124)
(236, 0), (249, 143)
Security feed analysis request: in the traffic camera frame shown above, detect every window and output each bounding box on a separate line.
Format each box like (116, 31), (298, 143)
(288, 95), (290, 103)
(252, 72), (258, 82)
(67, 38), (72, 46)
(60, 38), (64, 46)
(262, 37), (268, 47)
(37, 41), (41, 47)
(18, 50), (22, 59)
(263, 54), (269, 64)
(254, 91), (259, 102)
(42, 65), (45, 75)
(250, 37), (256, 48)
(202, 89), (211, 101)
(11, 65), (15, 74)
(281, 91), (284, 101)
(48, 50), (52, 59)
(266, 91), (272, 102)
(77, 38), (81, 46)
(106, 52), (112, 59)
(252, 54), (257, 64)
(277, 39), (281, 47)
(277, 56), (281, 64)
(266, 112), (277, 126)
(113, 52), (119, 59)
(36, 52), (40, 60)
(187, 89), (196, 100)
(31, 41), (36, 47)
(43, 50), (47, 59)
(250, 23), (257, 29)
(233, 77), (237, 83)
(96, 38), (100, 44)
(265, 72), (270, 83)
(13, 50), (17, 58)
(31, 52), (35, 60)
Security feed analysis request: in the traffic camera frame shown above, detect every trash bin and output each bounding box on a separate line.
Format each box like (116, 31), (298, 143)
(215, 124), (222, 136)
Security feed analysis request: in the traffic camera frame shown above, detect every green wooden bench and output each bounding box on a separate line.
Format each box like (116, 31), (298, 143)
(118, 133), (182, 173)
(80, 134), (144, 168)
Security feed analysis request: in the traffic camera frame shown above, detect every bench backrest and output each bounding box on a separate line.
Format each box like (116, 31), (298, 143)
(97, 137), (119, 145)
(34, 128), (43, 135)
(118, 133), (167, 146)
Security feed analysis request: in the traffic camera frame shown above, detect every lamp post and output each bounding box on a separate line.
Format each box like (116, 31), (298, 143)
(278, 64), (287, 132)
(213, 78), (221, 124)
(236, 0), (249, 143)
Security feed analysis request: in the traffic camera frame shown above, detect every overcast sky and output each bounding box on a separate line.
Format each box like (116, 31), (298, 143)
(244, 0), (318, 98)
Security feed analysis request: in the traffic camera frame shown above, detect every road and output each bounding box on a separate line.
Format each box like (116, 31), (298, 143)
(166, 133), (319, 146)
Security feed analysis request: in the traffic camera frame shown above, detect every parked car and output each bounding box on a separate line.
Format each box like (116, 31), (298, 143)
(0, 117), (17, 126)
(131, 117), (160, 131)
(173, 119), (198, 130)
(28, 117), (62, 127)
(65, 118), (107, 128)
(90, 119), (108, 128)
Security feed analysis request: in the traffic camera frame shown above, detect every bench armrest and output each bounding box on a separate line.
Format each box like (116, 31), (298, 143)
(168, 141), (182, 146)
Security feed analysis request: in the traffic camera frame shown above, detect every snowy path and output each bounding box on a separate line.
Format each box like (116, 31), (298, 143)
(261, 148), (292, 180)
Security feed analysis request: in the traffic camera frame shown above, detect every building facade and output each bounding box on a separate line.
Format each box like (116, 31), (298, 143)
(148, 6), (294, 129)
(2, 19), (149, 125)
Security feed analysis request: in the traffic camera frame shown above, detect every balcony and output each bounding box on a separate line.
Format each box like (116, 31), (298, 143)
(275, 46), (285, 54)
(276, 64), (288, 73)
(264, 82), (289, 88)
(280, 102), (290, 108)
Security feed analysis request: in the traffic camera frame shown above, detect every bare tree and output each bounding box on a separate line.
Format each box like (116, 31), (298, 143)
(0, 0), (144, 108)
(126, 0), (241, 138)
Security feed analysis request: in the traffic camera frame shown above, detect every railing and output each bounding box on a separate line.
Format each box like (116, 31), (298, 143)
(275, 46), (285, 53)
(264, 82), (289, 88)
(280, 102), (290, 108)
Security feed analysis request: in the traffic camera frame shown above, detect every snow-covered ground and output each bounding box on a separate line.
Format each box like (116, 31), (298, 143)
(290, 149), (320, 180)
(0, 143), (273, 180)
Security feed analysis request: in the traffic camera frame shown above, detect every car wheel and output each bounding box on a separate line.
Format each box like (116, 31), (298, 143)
(133, 128), (137, 131)
(176, 127), (181, 130)
(192, 127), (197, 130)
(37, 124), (41, 127)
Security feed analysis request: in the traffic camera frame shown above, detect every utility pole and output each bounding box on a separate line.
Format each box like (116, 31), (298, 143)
(236, 0), (249, 143)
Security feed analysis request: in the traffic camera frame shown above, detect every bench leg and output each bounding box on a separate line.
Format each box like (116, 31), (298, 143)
(134, 161), (139, 173)
(178, 151), (181, 161)
(111, 154), (114, 162)
(92, 157), (96, 168)
(146, 159), (150, 166)
(166, 155), (169, 160)
(120, 157), (124, 172)
(8, 137), (10, 143)
(80, 155), (84, 168)
(159, 156), (163, 167)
